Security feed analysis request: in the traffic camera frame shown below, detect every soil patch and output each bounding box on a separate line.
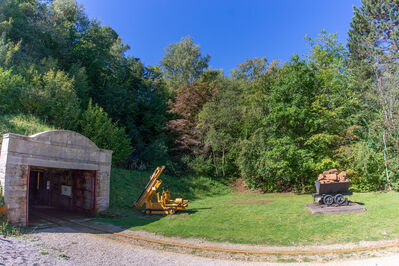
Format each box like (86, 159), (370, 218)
(307, 202), (366, 215)
(233, 178), (261, 193)
(231, 200), (274, 205)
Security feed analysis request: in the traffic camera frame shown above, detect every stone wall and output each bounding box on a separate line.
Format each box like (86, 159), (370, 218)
(0, 130), (112, 226)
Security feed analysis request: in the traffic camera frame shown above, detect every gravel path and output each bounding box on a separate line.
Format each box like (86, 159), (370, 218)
(2, 226), (399, 266)
(0, 234), (74, 265)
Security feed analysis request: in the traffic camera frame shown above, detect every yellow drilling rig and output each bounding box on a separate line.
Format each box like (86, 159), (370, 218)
(134, 166), (188, 214)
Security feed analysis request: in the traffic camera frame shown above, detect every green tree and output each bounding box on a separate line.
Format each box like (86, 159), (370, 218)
(198, 78), (243, 177)
(160, 36), (210, 91)
(348, 0), (399, 189)
(79, 100), (132, 165)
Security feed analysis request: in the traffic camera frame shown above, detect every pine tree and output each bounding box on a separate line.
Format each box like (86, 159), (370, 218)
(348, 0), (399, 189)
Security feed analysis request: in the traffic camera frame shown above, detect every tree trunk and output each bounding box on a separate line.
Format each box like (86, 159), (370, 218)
(382, 128), (392, 190)
(212, 150), (219, 177)
(374, 66), (393, 190)
(221, 149), (225, 177)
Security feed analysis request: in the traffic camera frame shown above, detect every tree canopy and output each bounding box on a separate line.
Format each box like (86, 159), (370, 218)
(1, 0), (398, 191)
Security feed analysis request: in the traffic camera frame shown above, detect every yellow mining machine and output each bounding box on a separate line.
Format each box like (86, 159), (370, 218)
(134, 166), (188, 214)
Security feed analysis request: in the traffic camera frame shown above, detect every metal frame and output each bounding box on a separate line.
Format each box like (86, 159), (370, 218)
(92, 170), (97, 217)
(26, 168), (98, 226)
(26, 166), (30, 227)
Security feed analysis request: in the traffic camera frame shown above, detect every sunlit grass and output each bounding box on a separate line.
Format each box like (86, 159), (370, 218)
(0, 113), (55, 137)
(100, 169), (399, 246)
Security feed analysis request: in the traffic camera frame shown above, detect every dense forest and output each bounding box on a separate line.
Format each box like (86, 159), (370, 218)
(0, 0), (398, 192)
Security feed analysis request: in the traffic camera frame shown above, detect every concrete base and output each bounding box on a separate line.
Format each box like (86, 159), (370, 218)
(307, 202), (366, 215)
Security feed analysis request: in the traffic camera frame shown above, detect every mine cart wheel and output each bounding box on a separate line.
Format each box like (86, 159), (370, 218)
(334, 194), (345, 205)
(323, 195), (334, 205)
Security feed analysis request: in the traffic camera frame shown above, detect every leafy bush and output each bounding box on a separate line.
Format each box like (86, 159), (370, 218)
(183, 155), (215, 177)
(79, 100), (132, 165)
(0, 186), (4, 207)
(0, 67), (25, 113)
(335, 141), (385, 192)
(21, 69), (81, 129)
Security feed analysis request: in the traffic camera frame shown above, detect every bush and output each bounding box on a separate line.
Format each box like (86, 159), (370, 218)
(184, 154), (215, 177)
(0, 186), (4, 207)
(335, 141), (385, 192)
(79, 100), (132, 165)
(21, 69), (81, 129)
(0, 67), (25, 113)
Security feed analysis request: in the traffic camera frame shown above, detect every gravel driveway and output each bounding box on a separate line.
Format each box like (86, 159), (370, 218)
(1, 226), (399, 266)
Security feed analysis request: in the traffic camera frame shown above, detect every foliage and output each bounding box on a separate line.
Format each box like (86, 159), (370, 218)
(0, 186), (4, 207)
(160, 36), (210, 91)
(0, 0), (398, 192)
(0, 113), (56, 139)
(0, 220), (21, 237)
(0, 0), (168, 168)
(348, 0), (399, 190)
(198, 77), (244, 177)
(23, 69), (81, 129)
(79, 100), (131, 165)
(183, 155), (215, 177)
(335, 140), (385, 192)
(0, 67), (25, 113)
(165, 81), (218, 154)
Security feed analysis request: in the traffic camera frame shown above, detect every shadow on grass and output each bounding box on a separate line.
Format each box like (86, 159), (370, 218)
(95, 168), (228, 229)
(97, 206), (205, 229)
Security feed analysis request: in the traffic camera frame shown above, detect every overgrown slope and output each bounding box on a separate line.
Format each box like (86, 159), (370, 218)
(0, 113), (55, 147)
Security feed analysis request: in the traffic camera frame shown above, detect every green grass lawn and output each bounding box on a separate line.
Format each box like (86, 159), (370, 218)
(100, 168), (399, 246)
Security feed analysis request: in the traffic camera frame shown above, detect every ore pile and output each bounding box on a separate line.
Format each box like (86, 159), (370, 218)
(317, 169), (349, 184)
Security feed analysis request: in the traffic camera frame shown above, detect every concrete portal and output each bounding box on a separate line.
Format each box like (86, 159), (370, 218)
(0, 130), (112, 226)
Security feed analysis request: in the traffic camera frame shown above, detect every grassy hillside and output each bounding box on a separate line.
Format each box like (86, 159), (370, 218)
(0, 113), (56, 150)
(0, 113), (55, 138)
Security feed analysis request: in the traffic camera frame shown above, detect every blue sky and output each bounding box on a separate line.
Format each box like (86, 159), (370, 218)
(77, 0), (361, 73)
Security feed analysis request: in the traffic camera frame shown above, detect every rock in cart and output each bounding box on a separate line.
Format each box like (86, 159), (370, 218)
(312, 169), (352, 206)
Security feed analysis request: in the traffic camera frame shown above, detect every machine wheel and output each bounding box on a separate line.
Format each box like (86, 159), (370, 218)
(334, 194), (345, 205)
(145, 209), (151, 215)
(168, 208), (175, 215)
(323, 195), (334, 205)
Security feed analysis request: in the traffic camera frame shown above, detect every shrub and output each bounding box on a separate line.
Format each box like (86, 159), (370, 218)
(79, 100), (132, 165)
(335, 141), (385, 192)
(0, 186), (4, 207)
(20, 69), (81, 129)
(0, 67), (25, 113)
(184, 154), (215, 177)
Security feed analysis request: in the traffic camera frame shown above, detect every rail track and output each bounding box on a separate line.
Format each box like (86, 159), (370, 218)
(30, 211), (399, 257)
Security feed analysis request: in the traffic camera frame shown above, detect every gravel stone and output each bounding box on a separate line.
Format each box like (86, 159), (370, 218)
(2, 225), (399, 266)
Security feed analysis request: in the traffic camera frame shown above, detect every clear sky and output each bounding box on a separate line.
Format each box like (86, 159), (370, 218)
(77, 0), (361, 73)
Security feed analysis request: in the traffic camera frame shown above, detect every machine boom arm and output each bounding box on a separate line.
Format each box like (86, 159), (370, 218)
(134, 166), (165, 208)
(133, 166), (188, 215)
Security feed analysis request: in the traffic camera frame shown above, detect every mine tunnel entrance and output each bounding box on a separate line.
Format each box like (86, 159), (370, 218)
(28, 167), (96, 226)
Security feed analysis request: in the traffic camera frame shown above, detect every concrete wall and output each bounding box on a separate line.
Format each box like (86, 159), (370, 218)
(0, 130), (112, 226)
